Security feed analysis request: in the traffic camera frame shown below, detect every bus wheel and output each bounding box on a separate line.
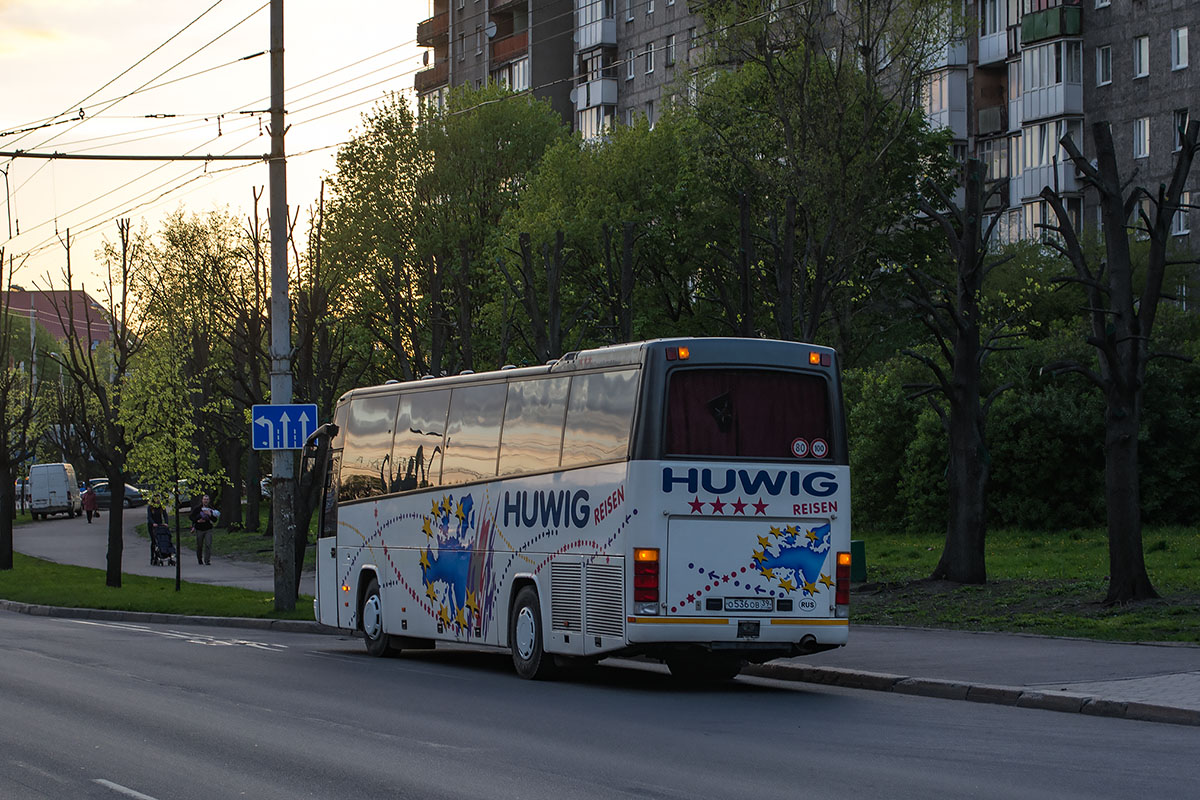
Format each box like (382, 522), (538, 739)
(360, 578), (395, 657)
(666, 653), (742, 684)
(510, 586), (556, 680)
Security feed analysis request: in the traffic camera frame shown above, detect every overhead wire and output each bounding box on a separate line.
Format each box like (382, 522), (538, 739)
(8, 0), (746, 267)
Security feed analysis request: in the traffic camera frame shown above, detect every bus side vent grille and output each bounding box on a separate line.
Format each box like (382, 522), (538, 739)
(585, 563), (625, 638)
(550, 561), (583, 632)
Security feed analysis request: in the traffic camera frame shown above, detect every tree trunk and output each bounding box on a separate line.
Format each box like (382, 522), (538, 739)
(1103, 395), (1157, 603)
(738, 192), (755, 337)
(0, 469), (13, 571)
(620, 222), (635, 343)
(932, 394), (989, 584)
(105, 467), (125, 588)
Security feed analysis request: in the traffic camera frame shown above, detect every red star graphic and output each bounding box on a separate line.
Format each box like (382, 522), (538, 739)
(731, 497), (747, 514)
(710, 498), (726, 514)
(688, 496), (705, 513)
(686, 593), (696, 603)
(752, 498), (769, 515)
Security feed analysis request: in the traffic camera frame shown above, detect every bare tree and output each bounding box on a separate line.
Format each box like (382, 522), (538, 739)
(0, 252), (41, 570)
(1039, 120), (1199, 604)
(46, 222), (148, 587)
(905, 161), (1018, 583)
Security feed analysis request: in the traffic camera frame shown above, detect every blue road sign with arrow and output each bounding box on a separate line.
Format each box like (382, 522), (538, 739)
(251, 404), (318, 450)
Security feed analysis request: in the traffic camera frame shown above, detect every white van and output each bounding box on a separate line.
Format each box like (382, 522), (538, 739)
(29, 463), (83, 520)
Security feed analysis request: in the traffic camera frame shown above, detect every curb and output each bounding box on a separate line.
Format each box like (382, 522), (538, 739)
(744, 662), (1200, 728)
(0, 599), (340, 635)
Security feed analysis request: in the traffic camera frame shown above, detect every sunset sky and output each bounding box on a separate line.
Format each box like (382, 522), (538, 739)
(1, 0), (427, 291)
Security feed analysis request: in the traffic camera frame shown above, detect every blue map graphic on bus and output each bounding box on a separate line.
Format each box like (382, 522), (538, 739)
(421, 493), (487, 632)
(752, 523), (831, 596)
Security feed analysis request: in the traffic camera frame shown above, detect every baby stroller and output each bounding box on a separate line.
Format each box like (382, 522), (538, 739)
(151, 524), (176, 566)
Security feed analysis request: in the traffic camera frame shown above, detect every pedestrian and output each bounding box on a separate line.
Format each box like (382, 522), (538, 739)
(81, 486), (98, 523)
(148, 502), (169, 561)
(190, 494), (220, 566)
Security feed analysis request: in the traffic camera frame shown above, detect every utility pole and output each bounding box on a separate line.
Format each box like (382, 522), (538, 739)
(269, 0), (296, 609)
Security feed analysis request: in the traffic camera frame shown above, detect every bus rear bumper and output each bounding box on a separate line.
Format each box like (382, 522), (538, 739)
(625, 617), (848, 650)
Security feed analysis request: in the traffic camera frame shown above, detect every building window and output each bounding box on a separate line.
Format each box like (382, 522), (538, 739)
(1095, 0), (1109, 7)
(646, 99), (655, 128)
(666, 34), (676, 66)
(688, 27), (698, 49)
(1023, 40), (1082, 90)
(668, 0), (675, 5)
(1096, 45), (1111, 85)
(980, 0), (1001, 37)
(458, 32), (465, 61)
(1134, 35), (1149, 78)
(1176, 109), (1191, 152)
(922, 71), (947, 115)
(625, 0), (633, 22)
(626, 49), (635, 80)
(511, 58), (529, 92)
(1172, 27), (1189, 70)
(1133, 117), (1150, 159)
(1174, 191), (1192, 236)
(476, 26), (482, 56)
(645, 41), (654, 74)
(647, 0), (654, 13)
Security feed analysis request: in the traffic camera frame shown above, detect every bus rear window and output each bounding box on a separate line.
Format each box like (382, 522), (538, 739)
(665, 369), (831, 459)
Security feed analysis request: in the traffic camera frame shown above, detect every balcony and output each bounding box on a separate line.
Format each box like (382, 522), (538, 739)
(1021, 162), (1078, 200)
(979, 31), (1007, 65)
(491, 30), (528, 67)
(414, 59), (449, 94)
(978, 105), (1006, 136)
(577, 18), (617, 50)
(491, 0), (524, 10)
(1022, 6), (1082, 47)
(574, 77), (618, 112)
(417, 12), (448, 47)
(1023, 82), (1083, 123)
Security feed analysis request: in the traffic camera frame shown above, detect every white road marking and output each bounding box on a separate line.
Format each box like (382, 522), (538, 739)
(64, 620), (287, 651)
(92, 778), (161, 799)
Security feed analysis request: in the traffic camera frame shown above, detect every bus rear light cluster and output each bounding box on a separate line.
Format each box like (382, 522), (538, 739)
(634, 548), (660, 615)
(835, 551), (851, 617)
(808, 351), (832, 367)
(665, 346), (690, 361)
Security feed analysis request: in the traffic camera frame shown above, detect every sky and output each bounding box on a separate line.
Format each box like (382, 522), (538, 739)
(0, 0), (428, 291)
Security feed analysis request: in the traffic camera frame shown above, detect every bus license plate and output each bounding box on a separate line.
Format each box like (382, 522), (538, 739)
(725, 597), (773, 612)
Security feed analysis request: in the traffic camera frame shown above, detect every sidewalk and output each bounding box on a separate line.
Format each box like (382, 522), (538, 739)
(8, 513), (1199, 727)
(11, 508), (314, 596)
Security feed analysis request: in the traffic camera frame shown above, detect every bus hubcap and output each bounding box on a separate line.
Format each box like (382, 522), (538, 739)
(515, 607), (536, 660)
(363, 596), (382, 639)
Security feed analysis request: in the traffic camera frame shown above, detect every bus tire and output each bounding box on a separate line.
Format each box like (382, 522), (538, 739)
(666, 653), (742, 684)
(510, 586), (556, 680)
(360, 578), (395, 657)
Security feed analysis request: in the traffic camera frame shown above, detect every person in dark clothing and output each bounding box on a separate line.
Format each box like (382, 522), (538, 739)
(81, 487), (98, 523)
(190, 494), (219, 565)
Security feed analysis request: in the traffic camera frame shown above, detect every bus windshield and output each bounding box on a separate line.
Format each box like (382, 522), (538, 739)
(664, 368), (830, 459)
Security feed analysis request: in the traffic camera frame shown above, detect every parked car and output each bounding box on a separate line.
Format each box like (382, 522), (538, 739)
(260, 475), (272, 499)
(88, 479), (147, 509)
(30, 463), (83, 519)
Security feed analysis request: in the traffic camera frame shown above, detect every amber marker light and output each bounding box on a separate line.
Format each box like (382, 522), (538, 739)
(837, 552), (852, 567)
(809, 351), (822, 365)
(677, 345), (690, 360)
(635, 548), (659, 562)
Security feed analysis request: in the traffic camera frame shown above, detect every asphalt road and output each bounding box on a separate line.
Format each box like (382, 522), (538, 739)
(2, 613), (1197, 800)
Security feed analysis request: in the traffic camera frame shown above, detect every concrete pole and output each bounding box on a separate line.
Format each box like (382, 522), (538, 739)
(269, 0), (296, 609)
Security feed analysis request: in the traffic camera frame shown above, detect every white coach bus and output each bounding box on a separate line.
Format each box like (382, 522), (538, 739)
(309, 338), (851, 681)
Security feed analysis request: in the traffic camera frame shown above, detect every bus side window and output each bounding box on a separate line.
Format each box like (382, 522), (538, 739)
(498, 377), (570, 476)
(560, 370), (639, 468)
(391, 390), (450, 491)
(441, 383), (507, 486)
(340, 394), (400, 501)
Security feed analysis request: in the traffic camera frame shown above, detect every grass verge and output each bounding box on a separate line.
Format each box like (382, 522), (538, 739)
(0, 552), (314, 620)
(853, 526), (1200, 643)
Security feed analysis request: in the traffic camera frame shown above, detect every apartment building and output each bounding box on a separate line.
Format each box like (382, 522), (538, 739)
(416, 0), (702, 136)
(925, 0), (1195, 245)
(415, 0), (576, 122)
